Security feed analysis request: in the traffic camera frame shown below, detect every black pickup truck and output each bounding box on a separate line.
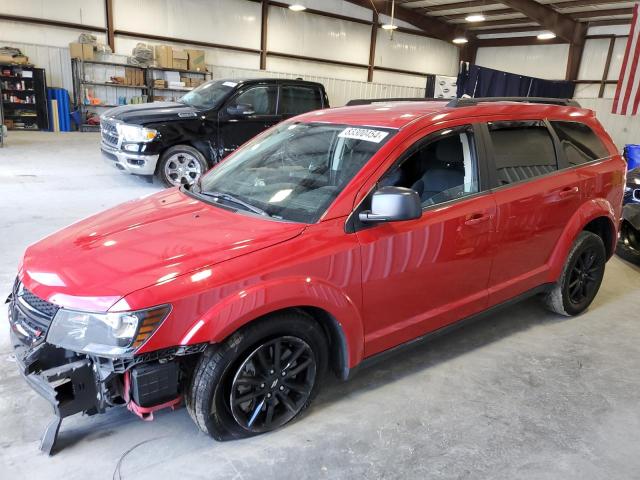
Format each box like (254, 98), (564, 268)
(100, 78), (329, 186)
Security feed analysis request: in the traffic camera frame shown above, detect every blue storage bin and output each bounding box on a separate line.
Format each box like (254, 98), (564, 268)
(625, 144), (640, 171)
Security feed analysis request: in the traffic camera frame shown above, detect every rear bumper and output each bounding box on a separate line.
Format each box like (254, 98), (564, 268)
(101, 141), (159, 176)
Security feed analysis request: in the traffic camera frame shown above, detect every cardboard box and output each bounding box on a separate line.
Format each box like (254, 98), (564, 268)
(172, 49), (188, 70)
(136, 69), (144, 86)
(12, 55), (29, 65)
(124, 67), (135, 85)
(172, 59), (188, 70)
(82, 43), (94, 61)
(154, 45), (172, 68)
(69, 42), (94, 60)
(69, 42), (83, 59)
(154, 79), (167, 88)
(186, 49), (205, 71)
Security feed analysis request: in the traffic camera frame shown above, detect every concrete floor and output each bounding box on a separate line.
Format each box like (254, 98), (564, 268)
(1, 131), (640, 479)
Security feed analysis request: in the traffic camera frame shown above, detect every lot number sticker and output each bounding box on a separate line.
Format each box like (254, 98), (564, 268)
(338, 128), (389, 143)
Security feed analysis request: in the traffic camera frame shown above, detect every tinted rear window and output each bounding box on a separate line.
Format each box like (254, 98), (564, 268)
(550, 121), (610, 166)
(488, 121), (558, 185)
(280, 86), (322, 115)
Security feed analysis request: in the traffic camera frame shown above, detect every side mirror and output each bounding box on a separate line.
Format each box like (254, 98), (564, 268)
(227, 103), (255, 116)
(359, 186), (422, 223)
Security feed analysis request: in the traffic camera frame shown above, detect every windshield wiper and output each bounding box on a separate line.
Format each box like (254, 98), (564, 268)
(198, 191), (270, 217)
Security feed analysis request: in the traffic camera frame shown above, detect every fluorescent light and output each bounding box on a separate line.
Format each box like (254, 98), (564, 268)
(288, 4), (306, 11)
(381, 24), (398, 30)
(537, 31), (556, 40)
(453, 37), (469, 44)
(465, 13), (485, 22)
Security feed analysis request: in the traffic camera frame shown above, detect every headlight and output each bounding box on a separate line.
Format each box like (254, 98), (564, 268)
(117, 123), (158, 143)
(47, 305), (170, 356)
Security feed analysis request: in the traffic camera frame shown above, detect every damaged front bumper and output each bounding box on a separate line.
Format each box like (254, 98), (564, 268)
(7, 284), (205, 455)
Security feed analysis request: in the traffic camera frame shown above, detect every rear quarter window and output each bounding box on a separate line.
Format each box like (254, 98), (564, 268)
(280, 86), (323, 115)
(488, 120), (558, 185)
(550, 121), (610, 166)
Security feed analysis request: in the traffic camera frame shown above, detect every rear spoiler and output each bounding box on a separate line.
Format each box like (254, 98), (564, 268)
(345, 97), (581, 108)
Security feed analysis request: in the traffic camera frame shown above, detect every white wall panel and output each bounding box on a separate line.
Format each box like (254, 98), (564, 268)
(587, 25), (631, 36)
(267, 7), (371, 65)
(573, 83), (601, 99)
(114, 37), (260, 69)
(604, 84), (617, 99)
(580, 98), (640, 149)
(113, 0), (261, 50)
(577, 39), (610, 80)
(266, 57), (367, 82)
(0, 0), (105, 26)
(372, 70), (428, 89)
(0, 21), (106, 48)
(607, 37), (629, 81)
(299, 0), (372, 22)
(375, 30), (458, 76)
(209, 65), (424, 107)
(476, 44), (570, 80)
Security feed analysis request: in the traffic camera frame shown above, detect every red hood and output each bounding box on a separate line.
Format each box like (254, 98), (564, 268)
(20, 188), (305, 311)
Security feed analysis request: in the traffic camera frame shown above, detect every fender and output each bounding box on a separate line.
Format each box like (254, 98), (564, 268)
(546, 198), (617, 282)
(181, 276), (365, 370)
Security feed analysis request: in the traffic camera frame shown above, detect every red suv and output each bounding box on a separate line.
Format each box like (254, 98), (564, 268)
(8, 98), (625, 452)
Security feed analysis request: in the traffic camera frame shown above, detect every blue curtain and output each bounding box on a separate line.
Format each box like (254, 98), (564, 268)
(456, 63), (575, 99)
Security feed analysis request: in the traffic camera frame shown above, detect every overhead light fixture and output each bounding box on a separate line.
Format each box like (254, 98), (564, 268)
(537, 31), (556, 40)
(465, 13), (486, 22)
(381, 23), (398, 30)
(453, 37), (469, 44)
(288, 4), (306, 11)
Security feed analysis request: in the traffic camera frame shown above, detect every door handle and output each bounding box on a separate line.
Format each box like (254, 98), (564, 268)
(558, 186), (579, 198)
(464, 213), (491, 226)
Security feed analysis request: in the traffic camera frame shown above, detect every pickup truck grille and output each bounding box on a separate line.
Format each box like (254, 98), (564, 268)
(101, 118), (120, 148)
(9, 280), (59, 345)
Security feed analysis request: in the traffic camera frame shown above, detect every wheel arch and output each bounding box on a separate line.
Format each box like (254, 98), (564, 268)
(181, 277), (365, 380)
(547, 198), (618, 281)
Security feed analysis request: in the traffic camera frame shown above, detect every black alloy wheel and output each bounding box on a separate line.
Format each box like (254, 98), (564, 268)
(542, 231), (606, 316)
(229, 336), (316, 433)
(566, 248), (602, 306)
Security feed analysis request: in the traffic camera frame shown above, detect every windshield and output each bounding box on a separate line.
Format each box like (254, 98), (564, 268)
(197, 122), (395, 223)
(180, 80), (237, 109)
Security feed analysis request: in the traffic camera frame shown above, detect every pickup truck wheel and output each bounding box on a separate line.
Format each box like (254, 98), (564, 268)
(616, 220), (640, 265)
(186, 312), (327, 440)
(158, 145), (207, 188)
(543, 231), (606, 316)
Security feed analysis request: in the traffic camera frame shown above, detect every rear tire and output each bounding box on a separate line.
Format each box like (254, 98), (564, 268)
(186, 311), (328, 440)
(616, 220), (640, 265)
(158, 145), (207, 188)
(542, 231), (606, 316)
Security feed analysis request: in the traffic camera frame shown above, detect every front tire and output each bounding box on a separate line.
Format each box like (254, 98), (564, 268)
(186, 311), (328, 440)
(542, 231), (606, 316)
(158, 145), (207, 188)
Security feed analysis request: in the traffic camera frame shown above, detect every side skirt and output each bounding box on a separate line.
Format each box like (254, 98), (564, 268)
(344, 283), (554, 380)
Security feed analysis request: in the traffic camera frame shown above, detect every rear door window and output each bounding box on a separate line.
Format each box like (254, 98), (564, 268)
(550, 121), (610, 166)
(279, 85), (323, 116)
(487, 120), (558, 186)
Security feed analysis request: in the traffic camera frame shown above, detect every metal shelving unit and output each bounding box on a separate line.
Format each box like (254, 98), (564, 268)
(72, 58), (147, 131)
(0, 64), (48, 131)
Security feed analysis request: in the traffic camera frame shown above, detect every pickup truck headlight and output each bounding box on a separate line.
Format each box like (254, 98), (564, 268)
(47, 305), (170, 356)
(117, 123), (158, 143)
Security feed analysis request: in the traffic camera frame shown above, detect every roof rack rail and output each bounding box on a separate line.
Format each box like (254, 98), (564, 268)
(346, 98), (442, 106)
(447, 97), (581, 108)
